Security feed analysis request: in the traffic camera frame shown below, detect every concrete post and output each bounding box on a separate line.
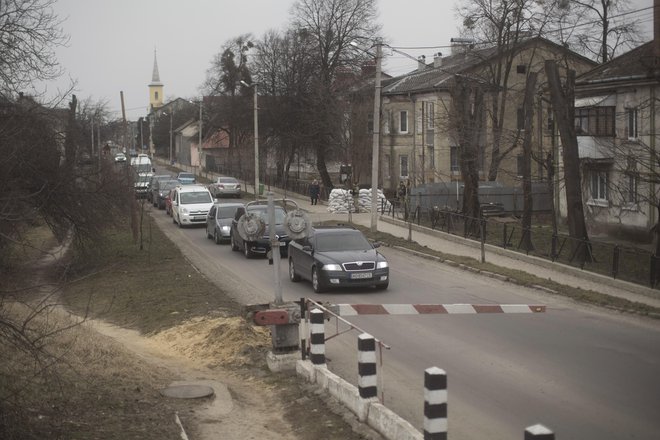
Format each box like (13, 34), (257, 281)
(309, 308), (325, 365)
(357, 333), (377, 399)
(424, 366), (447, 440)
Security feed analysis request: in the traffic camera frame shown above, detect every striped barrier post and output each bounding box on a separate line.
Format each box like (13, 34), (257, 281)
(424, 367), (447, 440)
(524, 424), (554, 439)
(357, 333), (377, 399)
(309, 308), (325, 366)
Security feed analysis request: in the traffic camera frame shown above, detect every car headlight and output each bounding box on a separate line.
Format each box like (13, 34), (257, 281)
(322, 264), (342, 271)
(377, 261), (389, 269)
(221, 226), (230, 232)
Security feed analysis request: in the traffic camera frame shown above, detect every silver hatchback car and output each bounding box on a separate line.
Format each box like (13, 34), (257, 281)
(206, 202), (244, 244)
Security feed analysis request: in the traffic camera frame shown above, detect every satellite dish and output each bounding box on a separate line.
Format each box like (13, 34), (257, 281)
(284, 209), (311, 240)
(237, 212), (265, 241)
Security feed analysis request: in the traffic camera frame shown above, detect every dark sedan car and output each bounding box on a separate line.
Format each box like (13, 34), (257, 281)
(152, 179), (179, 209)
(206, 202), (244, 244)
(288, 226), (389, 292)
(230, 204), (291, 258)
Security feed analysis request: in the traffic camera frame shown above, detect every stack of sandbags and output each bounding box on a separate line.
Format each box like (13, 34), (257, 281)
(326, 188), (357, 213)
(358, 188), (392, 213)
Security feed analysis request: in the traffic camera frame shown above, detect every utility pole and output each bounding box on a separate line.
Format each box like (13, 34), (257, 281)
(120, 91), (127, 153)
(370, 40), (382, 233)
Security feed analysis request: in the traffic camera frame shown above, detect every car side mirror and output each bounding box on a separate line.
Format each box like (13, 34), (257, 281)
(372, 242), (381, 248)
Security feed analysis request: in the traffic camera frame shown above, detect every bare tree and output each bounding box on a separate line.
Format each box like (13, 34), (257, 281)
(545, 60), (592, 263)
(458, 0), (545, 182)
(548, 0), (643, 64)
(450, 77), (485, 226)
(290, 0), (380, 189)
(0, 0), (67, 98)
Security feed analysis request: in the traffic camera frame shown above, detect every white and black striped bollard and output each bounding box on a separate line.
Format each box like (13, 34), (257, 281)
(309, 308), (325, 365)
(357, 333), (377, 399)
(424, 366), (447, 440)
(524, 424), (554, 440)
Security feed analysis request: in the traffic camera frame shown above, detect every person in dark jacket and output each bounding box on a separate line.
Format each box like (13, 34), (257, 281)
(310, 179), (320, 205)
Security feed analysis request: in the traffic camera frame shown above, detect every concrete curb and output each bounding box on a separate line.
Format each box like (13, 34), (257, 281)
(381, 216), (660, 303)
(296, 360), (422, 439)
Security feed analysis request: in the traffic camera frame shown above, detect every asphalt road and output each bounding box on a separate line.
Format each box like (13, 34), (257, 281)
(148, 200), (660, 440)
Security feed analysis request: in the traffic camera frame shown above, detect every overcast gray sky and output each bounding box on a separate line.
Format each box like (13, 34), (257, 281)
(41, 0), (653, 121)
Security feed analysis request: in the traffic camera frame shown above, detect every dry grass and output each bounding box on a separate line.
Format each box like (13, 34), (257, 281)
(0, 303), (182, 440)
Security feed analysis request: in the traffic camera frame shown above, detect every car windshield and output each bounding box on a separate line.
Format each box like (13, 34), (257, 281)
(179, 173), (194, 179)
(248, 206), (286, 224)
(217, 206), (240, 218)
(180, 191), (212, 204)
(135, 164), (151, 173)
(315, 232), (372, 252)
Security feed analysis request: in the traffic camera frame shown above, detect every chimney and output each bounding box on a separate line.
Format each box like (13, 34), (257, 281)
(450, 37), (475, 55)
(418, 55), (427, 71)
(433, 52), (443, 68)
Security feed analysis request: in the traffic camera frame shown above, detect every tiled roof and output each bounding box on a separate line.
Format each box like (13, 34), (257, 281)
(382, 46), (498, 95)
(577, 41), (659, 85)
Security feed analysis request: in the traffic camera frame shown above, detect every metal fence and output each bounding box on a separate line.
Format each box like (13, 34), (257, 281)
(384, 199), (656, 289)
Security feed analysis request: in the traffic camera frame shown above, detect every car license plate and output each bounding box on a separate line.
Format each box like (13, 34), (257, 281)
(350, 272), (373, 279)
(194, 216), (205, 221)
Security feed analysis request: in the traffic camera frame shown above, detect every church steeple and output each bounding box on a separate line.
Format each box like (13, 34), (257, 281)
(149, 49), (164, 110)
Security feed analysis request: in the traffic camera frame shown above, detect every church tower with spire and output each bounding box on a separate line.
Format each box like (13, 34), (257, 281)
(148, 49), (164, 111)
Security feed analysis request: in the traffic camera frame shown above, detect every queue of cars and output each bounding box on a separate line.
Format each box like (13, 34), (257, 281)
(155, 172), (389, 292)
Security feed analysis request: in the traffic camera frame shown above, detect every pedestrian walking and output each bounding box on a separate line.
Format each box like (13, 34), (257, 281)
(310, 179), (320, 205)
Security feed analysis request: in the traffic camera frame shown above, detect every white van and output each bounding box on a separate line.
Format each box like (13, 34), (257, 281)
(171, 185), (214, 228)
(130, 154), (152, 174)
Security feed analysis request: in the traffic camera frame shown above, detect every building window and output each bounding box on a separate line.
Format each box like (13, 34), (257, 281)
(367, 113), (374, 133)
(626, 108), (638, 139)
(155, 91), (159, 100)
(383, 110), (390, 134)
(399, 111), (408, 134)
(384, 154), (390, 179)
(400, 155), (409, 178)
(517, 64), (526, 74)
(575, 107), (615, 136)
(450, 146), (460, 172)
(425, 101), (434, 129)
(517, 107), (525, 131)
(590, 170), (608, 201)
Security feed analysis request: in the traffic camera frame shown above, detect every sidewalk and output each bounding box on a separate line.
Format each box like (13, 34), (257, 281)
(158, 158), (660, 310)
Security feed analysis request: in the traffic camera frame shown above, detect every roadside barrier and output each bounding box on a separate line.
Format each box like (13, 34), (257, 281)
(309, 308), (326, 366)
(334, 303), (546, 316)
(424, 367), (447, 440)
(358, 333), (378, 399)
(300, 299), (551, 439)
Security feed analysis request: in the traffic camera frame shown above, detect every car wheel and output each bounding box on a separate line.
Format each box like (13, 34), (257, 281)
(289, 258), (301, 282)
(375, 281), (389, 290)
(214, 230), (221, 245)
(312, 267), (326, 293)
(207, 228), (213, 239)
(243, 241), (253, 259)
(230, 234), (239, 251)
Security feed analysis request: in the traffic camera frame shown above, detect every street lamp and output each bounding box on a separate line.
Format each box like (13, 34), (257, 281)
(241, 80), (259, 199)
